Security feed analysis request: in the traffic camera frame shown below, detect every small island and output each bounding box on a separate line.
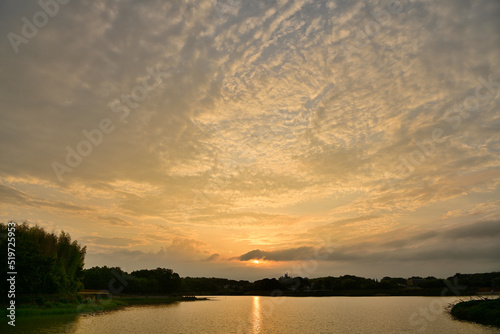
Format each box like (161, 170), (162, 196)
(451, 298), (500, 328)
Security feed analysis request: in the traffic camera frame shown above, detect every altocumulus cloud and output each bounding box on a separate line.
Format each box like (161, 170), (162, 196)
(0, 0), (499, 279)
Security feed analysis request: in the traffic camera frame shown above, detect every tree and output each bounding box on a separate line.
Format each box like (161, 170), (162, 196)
(0, 221), (86, 296)
(83, 266), (127, 291)
(128, 267), (181, 294)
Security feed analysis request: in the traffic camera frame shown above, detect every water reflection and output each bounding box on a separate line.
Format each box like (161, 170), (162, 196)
(252, 296), (262, 333)
(0, 314), (78, 334)
(4, 296), (498, 333)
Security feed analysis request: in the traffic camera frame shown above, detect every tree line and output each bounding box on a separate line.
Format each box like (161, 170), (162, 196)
(83, 266), (182, 294)
(83, 267), (500, 296)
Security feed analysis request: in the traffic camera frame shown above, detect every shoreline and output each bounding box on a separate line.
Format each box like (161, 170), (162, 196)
(0, 296), (208, 317)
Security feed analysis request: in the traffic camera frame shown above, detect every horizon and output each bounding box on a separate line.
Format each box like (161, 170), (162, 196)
(1, 0), (500, 283)
(79, 257), (499, 283)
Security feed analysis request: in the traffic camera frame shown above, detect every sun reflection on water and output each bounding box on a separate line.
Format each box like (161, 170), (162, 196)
(252, 296), (262, 333)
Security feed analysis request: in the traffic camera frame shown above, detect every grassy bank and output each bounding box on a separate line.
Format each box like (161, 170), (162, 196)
(0, 296), (205, 317)
(451, 297), (500, 327)
(119, 296), (202, 305)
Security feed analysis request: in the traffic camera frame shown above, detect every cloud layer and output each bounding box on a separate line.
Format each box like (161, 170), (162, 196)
(1, 0), (499, 279)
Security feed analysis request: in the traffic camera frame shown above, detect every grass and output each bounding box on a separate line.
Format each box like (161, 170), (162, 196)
(1, 299), (128, 317)
(119, 296), (200, 305)
(450, 297), (500, 327)
(0, 295), (205, 317)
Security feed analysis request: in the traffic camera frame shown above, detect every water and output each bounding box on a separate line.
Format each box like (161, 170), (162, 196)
(3, 296), (499, 333)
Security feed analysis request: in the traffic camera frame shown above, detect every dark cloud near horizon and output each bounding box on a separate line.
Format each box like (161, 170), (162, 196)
(236, 246), (316, 261)
(445, 220), (500, 239)
(236, 220), (500, 263)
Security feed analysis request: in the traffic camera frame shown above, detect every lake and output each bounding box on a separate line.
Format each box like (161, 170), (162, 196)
(4, 296), (499, 333)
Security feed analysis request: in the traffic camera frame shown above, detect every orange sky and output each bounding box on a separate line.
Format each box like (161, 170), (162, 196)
(1, 0), (499, 280)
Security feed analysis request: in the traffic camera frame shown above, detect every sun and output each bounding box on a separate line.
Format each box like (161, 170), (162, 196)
(253, 260), (260, 264)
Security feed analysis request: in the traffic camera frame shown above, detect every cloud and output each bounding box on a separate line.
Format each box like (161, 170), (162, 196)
(1, 0), (499, 279)
(80, 236), (146, 248)
(0, 184), (90, 214)
(97, 216), (133, 227)
(235, 246), (315, 261)
(205, 253), (220, 261)
(445, 220), (500, 240)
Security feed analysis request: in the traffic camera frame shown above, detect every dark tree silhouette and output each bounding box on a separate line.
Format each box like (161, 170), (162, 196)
(0, 221), (86, 296)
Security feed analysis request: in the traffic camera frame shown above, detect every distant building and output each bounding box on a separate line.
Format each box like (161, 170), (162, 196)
(279, 273), (292, 284)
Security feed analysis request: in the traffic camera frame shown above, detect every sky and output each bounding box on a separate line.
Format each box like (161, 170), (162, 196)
(1, 0), (499, 281)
